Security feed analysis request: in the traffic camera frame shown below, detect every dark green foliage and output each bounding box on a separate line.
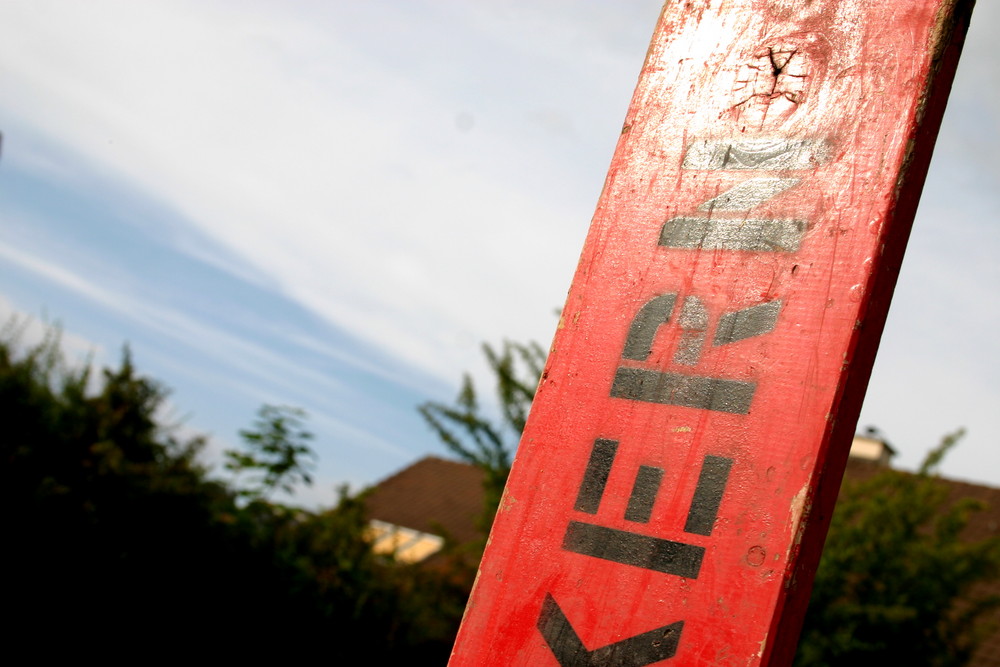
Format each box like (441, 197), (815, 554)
(418, 339), (545, 535)
(1, 329), (235, 640)
(796, 430), (1000, 667)
(422, 335), (1000, 667)
(17, 313), (997, 665)
(226, 403), (316, 500)
(0, 327), (466, 661)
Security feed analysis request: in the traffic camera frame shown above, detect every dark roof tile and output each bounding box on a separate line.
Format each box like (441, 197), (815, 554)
(365, 456), (486, 546)
(368, 455), (1000, 663)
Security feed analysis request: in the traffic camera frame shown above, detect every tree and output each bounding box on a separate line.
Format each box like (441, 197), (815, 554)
(0, 326), (252, 650)
(422, 337), (1000, 665)
(418, 339), (545, 534)
(225, 403), (317, 502)
(0, 323), (473, 661)
(795, 430), (1000, 667)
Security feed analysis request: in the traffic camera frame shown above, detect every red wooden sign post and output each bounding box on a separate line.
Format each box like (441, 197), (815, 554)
(449, 1), (974, 665)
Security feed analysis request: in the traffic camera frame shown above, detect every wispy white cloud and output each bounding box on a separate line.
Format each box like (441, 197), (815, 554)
(0, 294), (104, 363)
(0, 1), (998, 490)
(0, 233), (419, 495)
(0, 237), (124, 310)
(0, 1), (661, 387)
(0, 236), (350, 400)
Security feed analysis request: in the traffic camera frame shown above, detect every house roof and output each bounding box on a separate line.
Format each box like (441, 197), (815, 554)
(366, 453), (1000, 664)
(843, 458), (1000, 666)
(364, 456), (486, 547)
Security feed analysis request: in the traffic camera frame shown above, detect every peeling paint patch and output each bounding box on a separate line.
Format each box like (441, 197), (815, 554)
(788, 484), (811, 547)
(757, 634), (768, 660)
(499, 494), (517, 514)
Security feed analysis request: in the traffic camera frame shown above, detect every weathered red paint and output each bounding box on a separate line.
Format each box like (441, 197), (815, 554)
(449, 1), (974, 665)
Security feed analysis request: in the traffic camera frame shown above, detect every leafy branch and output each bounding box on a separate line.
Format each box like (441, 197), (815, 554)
(225, 404), (317, 502)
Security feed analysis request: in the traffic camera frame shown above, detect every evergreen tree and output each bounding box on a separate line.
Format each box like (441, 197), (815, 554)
(795, 430), (1000, 667)
(225, 403), (317, 502)
(0, 325), (467, 662)
(418, 339), (545, 535)
(423, 338), (1000, 666)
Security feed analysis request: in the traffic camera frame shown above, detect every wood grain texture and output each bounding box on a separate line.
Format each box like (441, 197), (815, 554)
(448, 1), (974, 665)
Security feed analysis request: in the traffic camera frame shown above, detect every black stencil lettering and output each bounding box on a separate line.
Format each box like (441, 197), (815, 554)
(622, 294), (677, 361)
(659, 217), (806, 253)
(713, 300), (782, 346)
(563, 521), (704, 579)
(681, 138), (830, 171)
(611, 367), (755, 415)
(624, 466), (664, 524)
(672, 297), (708, 366)
(537, 593), (684, 667)
(683, 456), (734, 536)
(575, 439), (619, 515)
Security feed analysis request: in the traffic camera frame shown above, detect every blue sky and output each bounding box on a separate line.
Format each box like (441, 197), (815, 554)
(1, 1), (998, 505)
